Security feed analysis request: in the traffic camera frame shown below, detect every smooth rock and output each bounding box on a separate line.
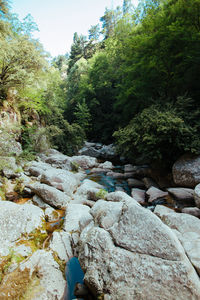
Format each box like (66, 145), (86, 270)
(78, 199), (200, 299)
(123, 172), (136, 179)
(173, 155), (200, 187)
(158, 210), (200, 276)
(82, 199), (96, 208)
(0, 201), (44, 256)
(20, 250), (66, 300)
(28, 161), (53, 177)
(194, 183), (200, 208)
(98, 161), (113, 169)
(90, 167), (111, 174)
(70, 155), (98, 169)
(167, 187), (194, 202)
(115, 186), (124, 192)
(131, 188), (146, 204)
(40, 168), (82, 197)
(84, 142), (96, 147)
(78, 146), (100, 158)
(1, 157), (18, 179)
(73, 179), (104, 203)
(125, 165), (151, 178)
(154, 205), (174, 218)
(98, 144), (116, 159)
(181, 207), (200, 217)
(146, 186), (168, 203)
(106, 171), (124, 179)
(44, 151), (71, 170)
(91, 200), (183, 259)
(63, 204), (92, 247)
(32, 195), (51, 209)
(28, 183), (71, 209)
(63, 204), (91, 233)
(78, 143), (116, 160)
(106, 191), (140, 205)
(127, 178), (145, 188)
(50, 231), (73, 261)
(0, 132), (22, 156)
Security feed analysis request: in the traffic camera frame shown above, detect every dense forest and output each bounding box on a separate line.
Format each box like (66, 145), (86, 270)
(0, 0), (200, 168)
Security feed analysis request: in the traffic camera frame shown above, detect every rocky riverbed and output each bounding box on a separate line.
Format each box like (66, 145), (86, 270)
(1, 146), (200, 299)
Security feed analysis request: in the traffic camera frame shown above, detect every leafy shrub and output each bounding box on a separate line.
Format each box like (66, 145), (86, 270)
(113, 105), (200, 166)
(49, 120), (85, 156)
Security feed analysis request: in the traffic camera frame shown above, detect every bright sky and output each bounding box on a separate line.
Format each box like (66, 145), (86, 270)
(11, 0), (138, 57)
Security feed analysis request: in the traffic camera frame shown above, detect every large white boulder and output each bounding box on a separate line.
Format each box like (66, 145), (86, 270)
(63, 203), (92, 249)
(40, 168), (83, 197)
(0, 201), (44, 256)
(70, 155), (98, 169)
(20, 250), (66, 300)
(28, 183), (71, 209)
(72, 179), (104, 204)
(78, 197), (200, 299)
(49, 231), (73, 261)
(155, 205), (200, 276)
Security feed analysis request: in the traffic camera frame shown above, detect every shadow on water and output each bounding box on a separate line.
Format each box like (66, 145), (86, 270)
(64, 257), (84, 300)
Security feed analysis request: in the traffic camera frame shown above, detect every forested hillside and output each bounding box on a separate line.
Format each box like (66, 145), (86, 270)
(1, 0), (200, 168)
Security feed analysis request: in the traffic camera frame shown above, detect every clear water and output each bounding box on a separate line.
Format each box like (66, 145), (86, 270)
(85, 166), (131, 195)
(64, 257), (84, 300)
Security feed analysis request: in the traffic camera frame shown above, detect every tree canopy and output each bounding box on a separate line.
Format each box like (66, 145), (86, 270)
(1, 0), (200, 165)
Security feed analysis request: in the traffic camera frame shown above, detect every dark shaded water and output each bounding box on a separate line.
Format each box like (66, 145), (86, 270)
(64, 257), (84, 300)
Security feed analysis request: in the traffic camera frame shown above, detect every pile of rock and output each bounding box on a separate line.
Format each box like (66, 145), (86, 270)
(77, 191), (200, 299)
(1, 148), (200, 299)
(78, 142), (117, 160)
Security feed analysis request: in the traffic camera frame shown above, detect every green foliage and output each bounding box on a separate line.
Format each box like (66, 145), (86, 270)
(89, 24), (100, 42)
(114, 104), (200, 166)
(67, 32), (87, 72)
(49, 120), (85, 155)
(1, 0), (199, 167)
(0, 1), (8, 14)
(21, 125), (37, 153)
(95, 189), (108, 200)
(84, 51), (117, 142)
(0, 188), (6, 200)
(74, 100), (91, 132)
(0, 34), (47, 99)
(70, 161), (80, 172)
(0, 248), (25, 283)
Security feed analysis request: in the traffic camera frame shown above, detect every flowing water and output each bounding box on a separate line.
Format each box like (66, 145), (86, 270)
(85, 166), (131, 195)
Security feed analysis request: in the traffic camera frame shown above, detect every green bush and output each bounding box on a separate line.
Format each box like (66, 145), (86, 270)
(113, 105), (200, 166)
(48, 121), (85, 156)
